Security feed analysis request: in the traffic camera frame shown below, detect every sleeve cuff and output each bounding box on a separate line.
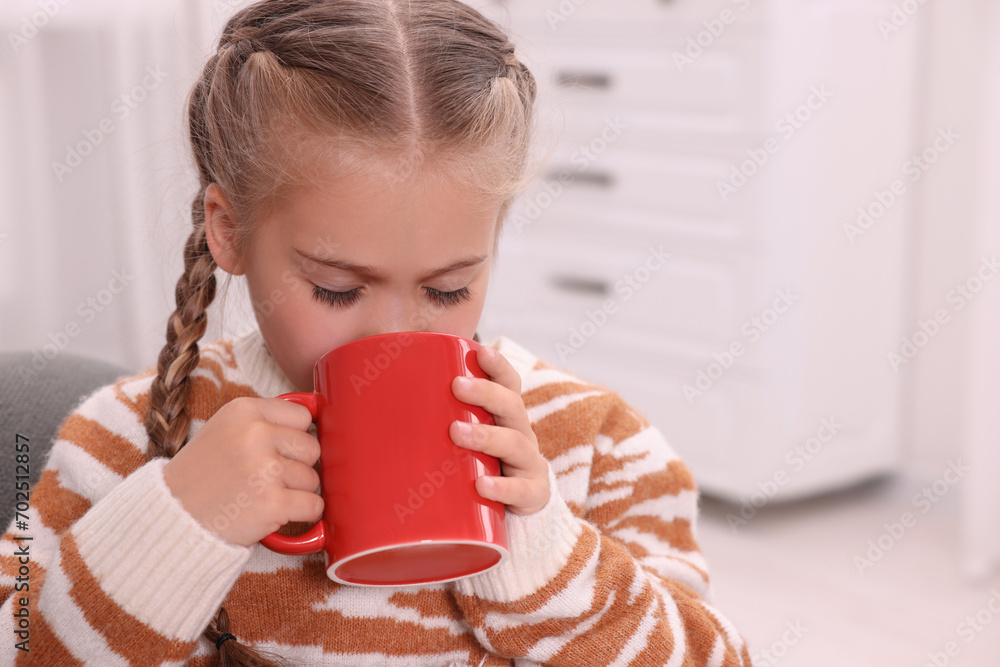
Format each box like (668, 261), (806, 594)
(455, 463), (584, 602)
(70, 457), (252, 640)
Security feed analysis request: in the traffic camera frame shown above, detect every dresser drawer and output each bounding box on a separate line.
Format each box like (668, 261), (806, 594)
(522, 141), (765, 232)
(487, 231), (765, 362)
(507, 193), (760, 265)
(528, 41), (765, 126)
(539, 96), (768, 154)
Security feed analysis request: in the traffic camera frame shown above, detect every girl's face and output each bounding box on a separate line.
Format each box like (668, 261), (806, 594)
(205, 164), (500, 392)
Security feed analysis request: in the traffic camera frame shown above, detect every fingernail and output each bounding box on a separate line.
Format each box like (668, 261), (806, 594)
(456, 421), (472, 436)
(456, 376), (474, 389)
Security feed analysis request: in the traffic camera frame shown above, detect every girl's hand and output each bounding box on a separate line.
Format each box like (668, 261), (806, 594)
(450, 346), (550, 515)
(162, 396), (324, 547)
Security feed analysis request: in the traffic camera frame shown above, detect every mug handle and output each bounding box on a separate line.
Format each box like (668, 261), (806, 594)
(258, 392), (327, 556)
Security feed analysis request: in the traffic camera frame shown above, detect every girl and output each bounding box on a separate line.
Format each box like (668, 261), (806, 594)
(0, 0), (750, 664)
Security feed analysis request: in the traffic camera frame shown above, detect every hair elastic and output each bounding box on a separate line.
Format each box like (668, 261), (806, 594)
(216, 633), (237, 649)
(227, 36), (266, 61)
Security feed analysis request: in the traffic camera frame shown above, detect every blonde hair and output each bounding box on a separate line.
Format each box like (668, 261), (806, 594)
(143, 0), (541, 663)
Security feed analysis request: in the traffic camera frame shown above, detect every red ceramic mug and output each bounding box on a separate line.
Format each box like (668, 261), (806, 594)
(259, 331), (508, 586)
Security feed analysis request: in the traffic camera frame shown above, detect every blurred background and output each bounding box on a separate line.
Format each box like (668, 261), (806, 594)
(1, 0), (999, 663)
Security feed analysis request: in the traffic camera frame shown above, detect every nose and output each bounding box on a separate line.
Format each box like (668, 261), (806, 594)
(358, 291), (431, 338)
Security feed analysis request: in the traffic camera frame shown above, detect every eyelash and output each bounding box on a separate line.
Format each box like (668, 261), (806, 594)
(311, 285), (473, 309)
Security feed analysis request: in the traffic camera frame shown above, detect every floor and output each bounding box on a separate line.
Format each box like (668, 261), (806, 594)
(695, 473), (1000, 666)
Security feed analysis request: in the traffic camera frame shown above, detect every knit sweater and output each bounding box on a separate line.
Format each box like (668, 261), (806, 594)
(0, 328), (749, 666)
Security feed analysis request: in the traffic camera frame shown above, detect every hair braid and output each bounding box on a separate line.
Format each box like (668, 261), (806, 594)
(501, 49), (536, 107)
(204, 607), (288, 667)
(491, 47), (538, 234)
(144, 192), (218, 460)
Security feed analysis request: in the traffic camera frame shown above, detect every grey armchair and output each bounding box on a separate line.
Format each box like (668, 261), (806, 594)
(0, 351), (133, 529)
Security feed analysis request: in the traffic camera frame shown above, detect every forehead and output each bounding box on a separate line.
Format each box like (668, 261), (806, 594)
(268, 156), (501, 266)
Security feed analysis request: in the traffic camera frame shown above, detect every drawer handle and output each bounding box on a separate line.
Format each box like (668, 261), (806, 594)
(574, 170), (616, 189)
(546, 169), (616, 189)
(550, 275), (611, 296)
(554, 71), (613, 90)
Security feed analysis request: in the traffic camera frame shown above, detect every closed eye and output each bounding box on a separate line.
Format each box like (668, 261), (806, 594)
(311, 285), (472, 308)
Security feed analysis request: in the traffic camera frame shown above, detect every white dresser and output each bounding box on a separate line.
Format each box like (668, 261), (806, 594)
(470, 0), (920, 502)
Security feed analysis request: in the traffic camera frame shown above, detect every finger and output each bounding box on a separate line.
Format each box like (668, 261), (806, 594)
(452, 375), (532, 434)
(474, 345), (522, 394)
(450, 421), (540, 472)
(271, 426), (321, 467)
(276, 458), (322, 494)
(256, 396), (316, 432)
(475, 475), (548, 515)
(281, 487), (325, 524)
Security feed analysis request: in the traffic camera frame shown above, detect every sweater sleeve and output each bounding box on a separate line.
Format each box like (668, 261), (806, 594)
(452, 390), (751, 666)
(0, 381), (251, 665)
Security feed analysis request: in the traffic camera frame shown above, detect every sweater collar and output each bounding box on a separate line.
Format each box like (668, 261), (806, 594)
(229, 328), (299, 399)
(227, 328), (538, 399)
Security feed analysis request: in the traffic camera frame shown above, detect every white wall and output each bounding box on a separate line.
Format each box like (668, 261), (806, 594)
(0, 0), (251, 376)
(906, 0), (992, 481)
(959, 0), (1000, 577)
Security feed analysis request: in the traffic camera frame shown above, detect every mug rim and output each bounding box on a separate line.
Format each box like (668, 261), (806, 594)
(316, 330), (479, 364)
(328, 539), (509, 587)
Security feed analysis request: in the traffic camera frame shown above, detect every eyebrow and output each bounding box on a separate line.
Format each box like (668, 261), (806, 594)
(293, 248), (487, 281)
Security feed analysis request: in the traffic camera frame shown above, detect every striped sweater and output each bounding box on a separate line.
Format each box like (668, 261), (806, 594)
(0, 328), (749, 665)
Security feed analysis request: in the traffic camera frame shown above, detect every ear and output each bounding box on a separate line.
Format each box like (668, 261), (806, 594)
(203, 183), (245, 276)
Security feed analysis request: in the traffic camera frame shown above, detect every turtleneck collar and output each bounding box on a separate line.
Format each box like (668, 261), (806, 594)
(226, 328), (534, 399)
(229, 328), (299, 399)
